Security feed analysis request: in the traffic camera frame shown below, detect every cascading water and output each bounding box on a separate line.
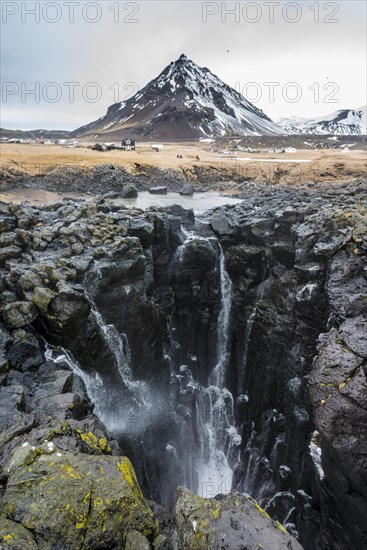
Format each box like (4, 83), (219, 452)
(46, 268), (154, 437)
(84, 268), (133, 384)
(198, 245), (241, 497)
(209, 247), (232, 389)
(44, 343), (108, 422)
(175, 232), (242, 498)
(44, 231), (242, 504)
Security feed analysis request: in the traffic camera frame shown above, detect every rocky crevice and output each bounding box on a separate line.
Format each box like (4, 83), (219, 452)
(0, 181), (366, 549)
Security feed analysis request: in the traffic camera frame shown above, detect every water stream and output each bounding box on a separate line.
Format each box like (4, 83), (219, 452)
(176, 230), (241, 497)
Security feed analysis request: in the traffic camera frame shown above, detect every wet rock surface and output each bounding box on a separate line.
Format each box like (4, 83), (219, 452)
(0, 179), (366, 549)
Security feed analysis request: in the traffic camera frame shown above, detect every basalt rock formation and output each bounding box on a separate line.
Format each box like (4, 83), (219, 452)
(0, 180), (366, 549)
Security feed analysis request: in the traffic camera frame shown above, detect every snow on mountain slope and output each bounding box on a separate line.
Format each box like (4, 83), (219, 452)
(73, 54), (285, 140)
(278, 106), (366, 135)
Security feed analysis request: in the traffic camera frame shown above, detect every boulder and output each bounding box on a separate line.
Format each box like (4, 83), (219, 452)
(32, 286), (57, 313)
(3, 448), (158, 549)
(128, 218), (155, 248)
(2, 301), (38, 328)
(0, 384), (25, 431)
(210, 212), (236, 238)
(18, 270), (43, 293)
(172, 487), (303, 549)
(0, 216), (16, 234)
(0, 245), (22, 264)
(6, 330), (44, 372)
(180, 184), (193, 196)
(121, 184), (138, 198)
(149, 187), (168, 195)
(47, 289), (90, 336)
(0, 231), (16, 248)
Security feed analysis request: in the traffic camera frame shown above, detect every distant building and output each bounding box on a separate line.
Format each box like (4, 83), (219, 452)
(122, 139), (135, 151)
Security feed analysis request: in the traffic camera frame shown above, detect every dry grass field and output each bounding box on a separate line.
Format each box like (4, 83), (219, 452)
(1, 141), (366, 188)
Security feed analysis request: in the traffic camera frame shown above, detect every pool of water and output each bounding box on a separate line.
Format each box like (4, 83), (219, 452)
(0, 189), (242, 213)
(112, 191), (242, 212)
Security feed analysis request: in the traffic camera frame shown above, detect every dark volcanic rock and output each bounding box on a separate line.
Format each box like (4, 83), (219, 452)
(180, 184), (193, 196)
(309, 318), (367, 549)
(149, 186), (168, 195)
(0, 180), (366, 549)
(3, 301), (38, 328)
(172, 487), (303, 549)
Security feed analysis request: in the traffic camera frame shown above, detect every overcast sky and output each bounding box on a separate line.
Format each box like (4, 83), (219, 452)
(1, 0), (366, 130)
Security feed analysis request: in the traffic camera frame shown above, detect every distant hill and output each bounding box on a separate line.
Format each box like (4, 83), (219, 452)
(278, 106), (366, 136)
(0, 128), (71, 140)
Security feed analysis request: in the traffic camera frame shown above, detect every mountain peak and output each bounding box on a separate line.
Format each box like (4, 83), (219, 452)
(172, 53), (193, 70)
(74, 56), (284, 140)
(278, 105), (366, 135)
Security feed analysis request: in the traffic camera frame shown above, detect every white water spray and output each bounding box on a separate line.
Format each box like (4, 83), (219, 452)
(196, 244), (241, 498)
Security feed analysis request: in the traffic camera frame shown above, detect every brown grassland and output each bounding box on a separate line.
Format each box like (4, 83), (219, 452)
(1, 141), (366, 189)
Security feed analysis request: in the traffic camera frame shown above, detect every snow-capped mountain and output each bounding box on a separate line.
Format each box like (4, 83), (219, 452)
(73, 54), (284, 140)
(278, 106), (366, 135)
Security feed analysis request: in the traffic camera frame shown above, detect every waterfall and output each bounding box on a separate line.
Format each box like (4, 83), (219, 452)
(195, 244), (241, 498)
(84, 268), (133, 385)
(84, 268), (152, 404)
(196, 386), (241, 497)
(44, 267), (154, 438)
(44, 234), (242, 504)
(173, 227), (241, 497)
(209, 246), (232, 388)
(44, 343), (110, 425)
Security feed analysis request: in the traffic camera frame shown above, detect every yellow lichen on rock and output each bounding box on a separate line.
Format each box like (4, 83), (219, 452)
(2, 449), (158, 549)
(76, 429), (112, 454)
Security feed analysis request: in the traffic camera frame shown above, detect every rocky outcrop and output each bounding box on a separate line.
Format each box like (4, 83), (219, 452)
(1, 163), (189, 194)
(3, 447), (158, 549)
(308, 244), (367, 550)
(171, 487), (302, 549)
(0, 322), (160, 548)
(1, 180), (366, 549)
